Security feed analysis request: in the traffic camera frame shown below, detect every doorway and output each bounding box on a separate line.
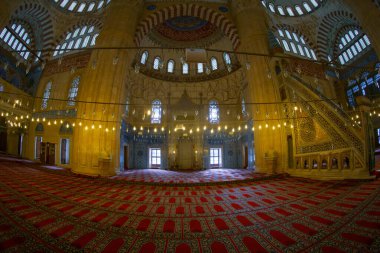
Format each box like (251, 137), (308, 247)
(60, 139), (70, 164)
(35, 136), (43, 160)
(243, 145), (248, 169)
(123, 145), (128, 170)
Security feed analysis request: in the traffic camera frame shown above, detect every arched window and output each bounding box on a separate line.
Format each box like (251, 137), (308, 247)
(53, 25), (99, 57)
(242, 98), (246, 115)
(0, 23), (32, 60)
(197, 63), (204, 74)
(153, 57), (161, 70)
(209, 100), (219, 124)
(125, 98), (129, 115)
(261, 0), (323, 16)
(276, 29), (317, 60)
(140, 51), (148, 65)
(0, 84), (3, 92)
(182, 63), (189, 75)
(211, 57), (218, 70)
(336, 29), (371, 65)
(223, 52), (232, 65)
(151, 100), (162, 124)
(67, 76), (80, 106)
(41, 81), (52, 110)
(167, 60), (175, 73)
(53, 0), (111, 12)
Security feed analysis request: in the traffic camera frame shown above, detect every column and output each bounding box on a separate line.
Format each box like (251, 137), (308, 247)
(232, 3), (285, 173)
(72, 0), (143, 176)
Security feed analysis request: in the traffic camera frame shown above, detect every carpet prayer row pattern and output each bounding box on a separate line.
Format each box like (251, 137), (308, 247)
(112, 169), (265, 184)
(0, 161), (380, 252)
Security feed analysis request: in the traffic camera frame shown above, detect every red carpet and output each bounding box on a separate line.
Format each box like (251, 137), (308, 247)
(0, 158), (380, 252)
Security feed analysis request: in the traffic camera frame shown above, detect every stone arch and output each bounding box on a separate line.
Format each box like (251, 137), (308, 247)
(134, 4), (240, 50)
(12, 2), (54, 59)
(316, 10), (359, 61)
(332, 24), (363, 58)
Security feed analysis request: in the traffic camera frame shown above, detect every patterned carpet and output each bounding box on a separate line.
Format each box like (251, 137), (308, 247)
(112, 169), (269, 184)
(0, 158), (380, 252)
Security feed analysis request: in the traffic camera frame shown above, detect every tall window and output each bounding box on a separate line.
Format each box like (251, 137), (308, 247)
(242, 98), (246, 115)
(337, 29), (371, 65)
(140, 51), (148, 65)
(223, 52), (232, 65)
(125, 98), (129, 115)
(167, 60), (175, 73)
(261, 0), (323, 16)
(151, 99), (162, 124)
(182, 63), (189, 74)
(211, 57), (218, 70)
(275, 29), (317, 60)
(149, 148), (161, 168)
(209, 100), (219, 124)
(197, 63), (204, 74)
(53, 25), (99, 57)
(153, 57), (161, 70)
(67, 76), (80, 106)
(377, 128), (380, 144)
(41, 81), (52, 110)
(0, 23), (32, 60)
(0, 84), (3, 92)
(210, 148), (222, 168)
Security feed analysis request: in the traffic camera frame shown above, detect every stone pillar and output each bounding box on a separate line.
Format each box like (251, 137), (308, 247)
(232, 2), (285, 173)
(72, 0), (143, 176)
(356, 96), (375, 174)
(344, 0), (380, 56)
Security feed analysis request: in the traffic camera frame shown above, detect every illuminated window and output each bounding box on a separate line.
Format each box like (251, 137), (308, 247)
(125, 98), (129, 115)
(337, 29), (371, 65)
(153, 57), (161, 70)
(151, 99), (162, 124)
(209, 100), (219, 124)
(167, 60), (175, 73)
(67, 76), (80, 106)
(197, 63), (204, 74)
(276, 29), (317, 60)
(223, 52), (232, 65)
(140, 51), (148, 65)
(210, 148), (222, 167)
(149, 148), (161, 168)
(53, 0), (111, 12)
(0, 23), (32, 60)
(182, 63), (189, 74)
(242, 98), (246, 115)
(0, 84), (3, 92)
(211, 57), (218, 70)
(41, 81), (52, 110)
(53, 25), (99, 57)
(261, 0), (323, 16)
